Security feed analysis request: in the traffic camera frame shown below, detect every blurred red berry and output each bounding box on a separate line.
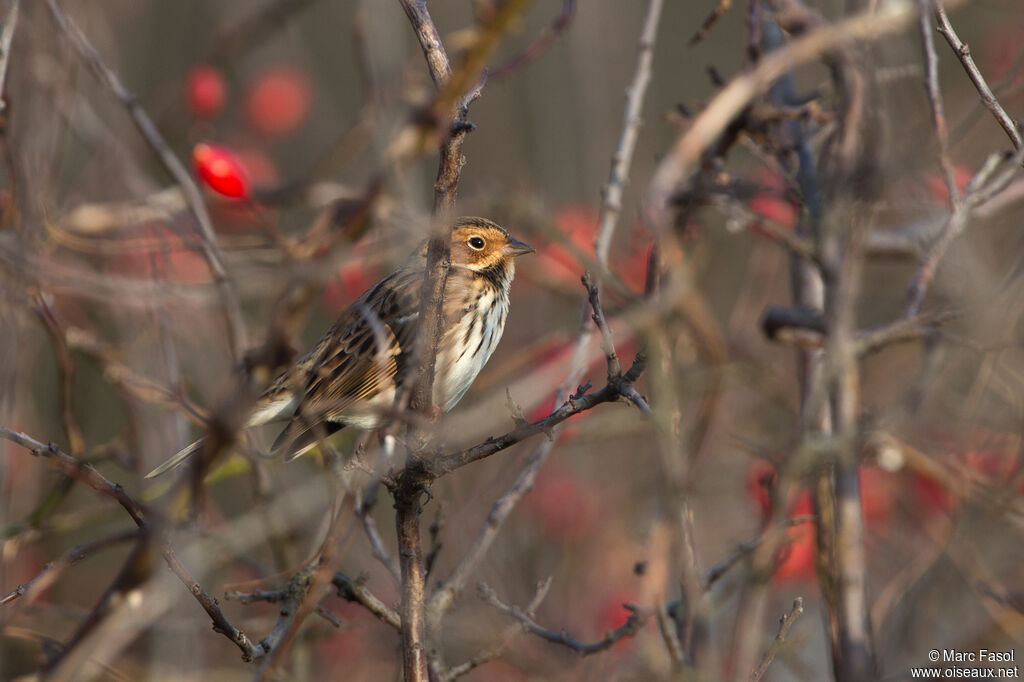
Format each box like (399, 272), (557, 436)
(925, 165), (972, 205)
(985, 22), (1024, 86)
(859, 465), (895, 529)
(746, 460), (779, 525)
(773, 520), (816, 583)
(324, 260), (378, 315)
(184, 65), (226, 119)
(597, 592), (636, 632)
(749, 169), (798, 233)
(244, 66), (313, 137)
(524, 466), (600, 542)
(193, 143), (251, 199)
(913, 473), (957, 514)
(536, 205), (598, 285)
(110, 224), (212, 284)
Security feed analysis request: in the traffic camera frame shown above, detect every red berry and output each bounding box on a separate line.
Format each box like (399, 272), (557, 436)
(524, 467), (600, 542)
(184, 65), (226, 119)
(244, 66), (313, 137)
(773, 521), (816, 583)
(913, 473), (957, 514)
(750, 169), (798, 232)
(925, 165), (972, 204)
(109, 224), (212, 284)
(859, 465), (895, 529)
(193, 143), (251, 199)
(535, 205), (598, 285)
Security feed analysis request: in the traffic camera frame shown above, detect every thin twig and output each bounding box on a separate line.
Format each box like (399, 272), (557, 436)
(489, 0), (575, 80)
(690, 0), (732, 46)
(332, 570), (403, 630)
(750, 598), (804, 681)
(31, 292), (86, 455)
(0, 529), (138, 607)
(439, 578), (551, 682)
(917, 0), (961, 209)
(906, 149), (1013, 315)
(933, 2), (1022, 150)
(702, 515), (816, 588)
(479, 582), (645, 656)
(0, 427), (263, 661)
(656, 600), (685, 669)
(430, 342), (648, 476)
(428, 440), (552, 623)
(593, 0), (664, 267)
(356, 486), (401, 584)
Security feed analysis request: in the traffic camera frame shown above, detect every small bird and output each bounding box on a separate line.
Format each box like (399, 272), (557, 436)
(146, 217), (533, 478)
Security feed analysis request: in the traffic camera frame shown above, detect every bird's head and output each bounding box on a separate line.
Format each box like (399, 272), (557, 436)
(449, 217), (534, 273)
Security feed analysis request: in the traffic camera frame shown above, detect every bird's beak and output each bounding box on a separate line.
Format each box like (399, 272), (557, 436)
(503, 237), (535, 257)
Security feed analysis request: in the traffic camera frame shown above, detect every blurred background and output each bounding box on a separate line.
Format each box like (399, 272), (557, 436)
(2, 0), (1024, 680)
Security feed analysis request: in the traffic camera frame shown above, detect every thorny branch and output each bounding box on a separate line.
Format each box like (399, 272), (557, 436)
(478, 582), (645, 656)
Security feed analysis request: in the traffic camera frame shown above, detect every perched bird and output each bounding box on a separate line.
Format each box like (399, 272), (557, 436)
(145, 217), (533, 478)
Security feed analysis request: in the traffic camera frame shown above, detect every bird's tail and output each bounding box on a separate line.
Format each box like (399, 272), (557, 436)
(144, 438), (206, 479)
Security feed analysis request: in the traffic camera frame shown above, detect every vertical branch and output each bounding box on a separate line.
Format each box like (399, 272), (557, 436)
(31, 293), (85, 455)
(395, 4), (458, 675)
(397, 2), (532, 680)
(394, 474), (431, 682)
(594, 0), (664, 266)
(917, 0), (960, 209)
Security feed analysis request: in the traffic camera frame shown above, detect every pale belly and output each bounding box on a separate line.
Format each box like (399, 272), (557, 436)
(435, 291), (509, 411)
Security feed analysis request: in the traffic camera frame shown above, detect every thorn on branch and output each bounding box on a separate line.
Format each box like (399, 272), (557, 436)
(506, 387), (528, 427)
(571, 381), (593, 401)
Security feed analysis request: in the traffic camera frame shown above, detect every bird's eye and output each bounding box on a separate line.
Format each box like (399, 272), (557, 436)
(468, 236), (485, 250)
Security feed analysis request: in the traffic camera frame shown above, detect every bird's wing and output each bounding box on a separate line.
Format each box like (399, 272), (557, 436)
(271, 271), (421, 456)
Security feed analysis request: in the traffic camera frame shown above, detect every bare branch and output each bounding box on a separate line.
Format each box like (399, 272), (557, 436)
(917, 0), (961, 209)
(439, 579), (552, 682)
(594, 0), (664, 266)
(0, 529), (138, 608)
(750, 598), (804, 681)
(478, 582), (645, 656)
(933, 2), (1022, 150)
(489, 0), (576, 81)
(332, 570), (403, 630)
